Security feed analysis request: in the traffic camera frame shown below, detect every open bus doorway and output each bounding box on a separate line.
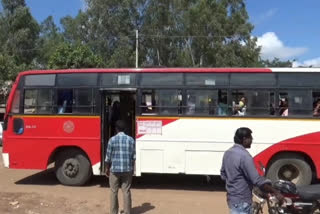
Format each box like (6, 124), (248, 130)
(100, 90), (136, 173)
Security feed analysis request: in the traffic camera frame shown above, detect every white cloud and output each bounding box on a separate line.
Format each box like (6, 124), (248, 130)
(293, 57), (320, 67)
(257, 32), (308, 60)
(254, 8), (278, 25)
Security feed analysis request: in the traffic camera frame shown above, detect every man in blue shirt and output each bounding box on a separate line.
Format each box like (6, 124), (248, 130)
(221, 127), (283, 214)
(105, 120), (136, 214)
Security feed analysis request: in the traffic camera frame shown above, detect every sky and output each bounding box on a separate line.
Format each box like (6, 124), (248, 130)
(25, 0), (320, 67)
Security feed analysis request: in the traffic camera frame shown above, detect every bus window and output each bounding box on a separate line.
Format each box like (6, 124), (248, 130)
(100, 73), (136, 86)
(25, 74), (55, 86)
(230, 73), (276, 87)
(279, 90), (312, 117)
(232, 90), (274, 116)
(140, 73), (183, 86)
(186, 73), (229, 86)
(24, 89), (53, 114)
(140, 89), (182, 115)
(74, 89), (94, 114)
(250, 91), (275, 116)
(11, 89), (20, 113)
(157, 90), (182, 115)
(57, 73), (98, 87)
(185, 90), (220, 116)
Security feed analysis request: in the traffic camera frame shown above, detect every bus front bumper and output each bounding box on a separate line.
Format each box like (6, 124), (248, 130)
(2, 153), (9, 168)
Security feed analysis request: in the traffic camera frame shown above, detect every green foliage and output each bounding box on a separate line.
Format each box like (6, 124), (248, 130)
(2, 0), (26, 14)
(75, 0), (140, 67)
(61, 11), (89, 43)
(0, 0), (39, 64)
(0, 53), (28, 83)
(136, 0), (261, 67)
(48, 43), (105, 69)
(35, 16), (64, 68)
(259, 58), (293, 67)
(0, 0), (38, 85)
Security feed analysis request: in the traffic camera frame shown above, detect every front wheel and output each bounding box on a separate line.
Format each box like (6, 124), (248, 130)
(55, 149), (92, 186)
(266, 154), (312, 186)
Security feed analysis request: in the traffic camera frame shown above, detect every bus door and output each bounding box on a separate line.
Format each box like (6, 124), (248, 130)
(100, 89), (136, 172)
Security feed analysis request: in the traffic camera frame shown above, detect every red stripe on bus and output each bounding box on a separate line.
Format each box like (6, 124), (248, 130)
(253, 131), (320, 178)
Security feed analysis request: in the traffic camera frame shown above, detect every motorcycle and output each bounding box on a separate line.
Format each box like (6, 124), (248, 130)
(252, 164), (320, 214)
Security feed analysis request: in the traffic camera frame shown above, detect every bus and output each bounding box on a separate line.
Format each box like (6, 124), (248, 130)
(2, 67), (320, 186)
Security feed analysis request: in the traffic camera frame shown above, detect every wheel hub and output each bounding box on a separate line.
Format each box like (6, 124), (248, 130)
(278, 164), (299, 182)
(63, 159), (79, 178)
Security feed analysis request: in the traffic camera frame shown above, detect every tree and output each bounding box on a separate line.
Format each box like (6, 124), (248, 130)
(58, 0), (262, 67)
(1, 0), (26, 14)
(48, 42), (105, 69)
(61, 11), (89, 44)
(35, 16), (64, 68)
(259, 58), (293, 67)
(0, 0), (39, 65)
(139, 0), (179, 66)
(138, 0), (261, 67)
(60, 0), (141, 67)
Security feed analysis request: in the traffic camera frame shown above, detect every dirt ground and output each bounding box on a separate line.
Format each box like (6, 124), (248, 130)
(0, 147), (229, 214)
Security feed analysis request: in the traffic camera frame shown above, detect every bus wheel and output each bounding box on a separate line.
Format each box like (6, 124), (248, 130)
(55, 149), (92, 186)
(266, 154), (312, 186)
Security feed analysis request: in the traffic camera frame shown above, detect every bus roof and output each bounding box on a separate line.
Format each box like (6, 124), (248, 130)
(18, 67), (320, 76)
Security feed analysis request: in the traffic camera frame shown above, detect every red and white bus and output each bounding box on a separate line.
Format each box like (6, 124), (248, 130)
(2, 67), (320, 186)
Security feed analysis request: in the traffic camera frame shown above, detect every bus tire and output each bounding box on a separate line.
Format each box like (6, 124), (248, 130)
(55, 149), (92, 186)
(266, 154), (312, 186)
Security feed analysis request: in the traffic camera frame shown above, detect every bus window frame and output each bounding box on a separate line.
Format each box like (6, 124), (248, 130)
(277, 88), (313, 118)
(139, 87), (183, 116)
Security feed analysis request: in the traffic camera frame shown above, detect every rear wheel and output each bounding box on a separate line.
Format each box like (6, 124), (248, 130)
(266, 154), (312, 186)
(55, 149), (92, 186)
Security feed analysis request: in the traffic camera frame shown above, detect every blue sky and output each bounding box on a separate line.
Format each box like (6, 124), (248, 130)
(25, 0), (320, 67)
(246, 0), (320, 66)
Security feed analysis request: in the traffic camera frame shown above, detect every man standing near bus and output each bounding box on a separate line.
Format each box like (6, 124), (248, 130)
(105, 120), (136, 214)
(220, 127), (283, 214)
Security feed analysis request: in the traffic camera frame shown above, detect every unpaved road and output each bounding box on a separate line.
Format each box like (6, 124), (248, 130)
(0, 147), (229, 214)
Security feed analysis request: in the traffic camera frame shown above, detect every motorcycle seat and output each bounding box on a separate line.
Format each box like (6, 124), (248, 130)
(297, 184), (320, 201)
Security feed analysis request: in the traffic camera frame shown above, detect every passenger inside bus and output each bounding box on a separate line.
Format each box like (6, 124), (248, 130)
(313, 99), (320, 116)
(217, 96), (228, 116)
(58, 100), (67, 114)
(109, 101), (121, 136)
(233, 97), (247, 116)
(279, 98), (288, 117)
(186, 96), (196, 115)
(57, 89), (73, 114)
(141, 95), (156, 115)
